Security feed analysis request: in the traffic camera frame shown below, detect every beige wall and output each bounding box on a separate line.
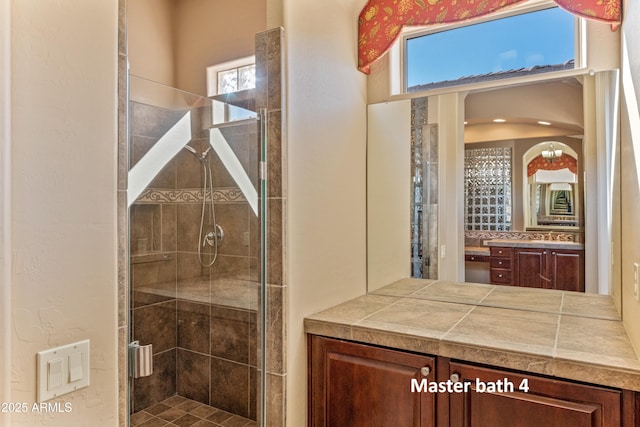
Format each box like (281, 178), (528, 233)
(9, 1), (118, 425)
(173, 0), (266, 95)
(1, 0), (10, 423)
(129, 0), (267, 96)
(128, 0), (176, 87)
(620, 0), (640, 353)
(367, 101), (411, 291)
(283, 0), (368, 425)
(465, 80), (584, 132)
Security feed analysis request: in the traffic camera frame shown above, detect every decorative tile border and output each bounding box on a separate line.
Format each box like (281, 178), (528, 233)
(465, 230), (579, 243)
(135, 187), (247, 204)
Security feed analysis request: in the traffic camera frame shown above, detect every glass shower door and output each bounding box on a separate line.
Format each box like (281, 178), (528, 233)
(127, 75), (265, 427)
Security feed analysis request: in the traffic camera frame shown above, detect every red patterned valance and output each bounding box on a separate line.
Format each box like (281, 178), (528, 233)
(358, 0), (622, 74)
(527, 153), (577, 177)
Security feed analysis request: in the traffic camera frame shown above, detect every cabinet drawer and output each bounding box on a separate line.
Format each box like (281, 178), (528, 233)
(465, 254), (489, 263)
(490, 268), (511, 284)
(490, 247), (512, 257)
(490, 257), (511, 269)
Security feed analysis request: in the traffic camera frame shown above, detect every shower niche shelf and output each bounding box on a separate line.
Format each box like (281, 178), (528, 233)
(130, 203), (162, 258)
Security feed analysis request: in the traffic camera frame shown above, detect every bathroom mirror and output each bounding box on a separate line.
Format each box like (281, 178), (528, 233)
(366, 71), (621, 318)
(524, 141), (581, 230)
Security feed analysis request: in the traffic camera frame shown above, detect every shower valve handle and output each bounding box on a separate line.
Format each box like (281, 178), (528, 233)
(203, 224), (224, 247)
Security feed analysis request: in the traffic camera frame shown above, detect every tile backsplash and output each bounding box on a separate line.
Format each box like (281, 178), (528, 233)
(465, 230), (583, 247)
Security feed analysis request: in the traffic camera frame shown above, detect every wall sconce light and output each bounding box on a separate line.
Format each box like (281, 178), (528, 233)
(541, 143), (562, 163)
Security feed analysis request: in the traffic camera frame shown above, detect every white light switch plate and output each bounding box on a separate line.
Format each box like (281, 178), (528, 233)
(37, 339), (90, 402)
(634, 263), (639, 302)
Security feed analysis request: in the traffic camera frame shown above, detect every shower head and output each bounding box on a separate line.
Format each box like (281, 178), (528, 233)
(183, 144), (212, 161)
(183, 145), (198, 156)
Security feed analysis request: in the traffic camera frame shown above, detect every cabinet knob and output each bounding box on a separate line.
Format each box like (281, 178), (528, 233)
(552, 252), (556, 255)
(420, 367), (431, 376)
(498, 261), (503, 265)
(498, 274), (503, 278)
(450, 373), (460, 382)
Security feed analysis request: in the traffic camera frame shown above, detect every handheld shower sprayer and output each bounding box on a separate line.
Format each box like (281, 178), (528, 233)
(183, 144), (224, 267)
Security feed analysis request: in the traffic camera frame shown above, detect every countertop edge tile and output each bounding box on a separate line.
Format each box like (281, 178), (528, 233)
(303, 318), (353, 341)
(350, 325), (441, 355)
(439, 340), (555, 376)
(553, 358), (640, 391)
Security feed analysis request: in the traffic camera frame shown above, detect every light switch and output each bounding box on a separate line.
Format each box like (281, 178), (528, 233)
(634, 263), (639, 301)
(37, 339), (90, 402)
(69, 352), (83, 382)
(47, 358), (63, 390)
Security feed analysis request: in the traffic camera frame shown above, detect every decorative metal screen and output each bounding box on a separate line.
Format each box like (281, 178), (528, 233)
(464, 147), (512, 231)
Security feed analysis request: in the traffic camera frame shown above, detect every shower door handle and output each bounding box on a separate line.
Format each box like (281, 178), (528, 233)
(129, 341), (153, 378)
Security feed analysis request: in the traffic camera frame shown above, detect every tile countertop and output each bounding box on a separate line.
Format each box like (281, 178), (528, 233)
(485, 238), (585, 250)
(464, 246), (490, 256)
(304, 278), (640, 392)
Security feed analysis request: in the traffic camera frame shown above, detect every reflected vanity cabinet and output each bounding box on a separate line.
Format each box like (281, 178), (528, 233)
(489, 246), (585, 292)
(489, 247), (513, 285)
(308, 336), (639, 427)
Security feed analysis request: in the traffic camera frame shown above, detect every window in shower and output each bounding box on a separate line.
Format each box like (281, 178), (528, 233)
(217, 64), (256, 94)
(206, 56), (256, 96)
(464, 147), (513, 231)
(206, 56), (257, 123)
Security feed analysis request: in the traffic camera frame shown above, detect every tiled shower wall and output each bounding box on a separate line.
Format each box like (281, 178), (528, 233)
(117, 0), (287, 423)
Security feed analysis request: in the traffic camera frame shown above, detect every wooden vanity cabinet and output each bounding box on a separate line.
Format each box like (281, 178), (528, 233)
(489, 247), (512, 285)
(513, 247), (547, 288)
(308, 336), (637, 427)
(549, 249), (585, 292)
(490, 246), (585, 292)
(448, 361), (625, 427)
(308, 335), (436, 427)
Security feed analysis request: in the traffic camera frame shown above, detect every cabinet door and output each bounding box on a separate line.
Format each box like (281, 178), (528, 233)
(550, 249), (585, 292)
(309, 335), (436, 427)
(448, 362), (622, 427)
(514, 248), (549, 288)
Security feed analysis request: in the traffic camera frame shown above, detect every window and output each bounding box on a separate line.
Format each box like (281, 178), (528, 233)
(404, 6), (578, 92)
(217, 64), (256, 95)
(206, 56), (256, 97)
(206, 56), (256, 123)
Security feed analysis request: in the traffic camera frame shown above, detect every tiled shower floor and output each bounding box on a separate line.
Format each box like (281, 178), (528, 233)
(130, 395), (257, 427)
